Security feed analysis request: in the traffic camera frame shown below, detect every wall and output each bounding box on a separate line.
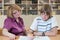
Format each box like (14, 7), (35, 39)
(0, 15), (60, 30)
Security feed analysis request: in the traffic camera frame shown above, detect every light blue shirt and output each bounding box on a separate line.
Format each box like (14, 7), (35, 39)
(30, 16), (58, 32)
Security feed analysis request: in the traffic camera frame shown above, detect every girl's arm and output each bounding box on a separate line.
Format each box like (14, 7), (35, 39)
(45, 27), (58, 36)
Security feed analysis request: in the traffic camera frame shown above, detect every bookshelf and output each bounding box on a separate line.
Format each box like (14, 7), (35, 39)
(4, 0), (15, 15)
(15, 0), (38, 15)
(0, 0), (2, 15)
(38, 0), (60, 15)
(1, 0), (60, 15)
(3, 0), (38, 15)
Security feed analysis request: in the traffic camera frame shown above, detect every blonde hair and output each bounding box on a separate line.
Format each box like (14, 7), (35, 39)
(7, 4), (21, 18)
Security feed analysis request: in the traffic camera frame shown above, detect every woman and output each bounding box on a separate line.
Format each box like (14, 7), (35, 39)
(2, 4), (26, 40)
(29, 4), (58, 36)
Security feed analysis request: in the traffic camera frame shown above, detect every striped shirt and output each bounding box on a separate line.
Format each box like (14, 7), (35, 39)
(30, 16), (58, 32)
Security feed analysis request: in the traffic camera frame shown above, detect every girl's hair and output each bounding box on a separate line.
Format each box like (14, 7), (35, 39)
(40, 4), (52, 17)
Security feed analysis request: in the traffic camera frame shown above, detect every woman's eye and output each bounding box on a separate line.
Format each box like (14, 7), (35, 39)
(13, 13), (16, 14)
(13, 12), (17, 14)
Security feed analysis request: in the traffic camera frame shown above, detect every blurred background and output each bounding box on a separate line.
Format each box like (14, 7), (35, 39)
(0, 0), (60, 33)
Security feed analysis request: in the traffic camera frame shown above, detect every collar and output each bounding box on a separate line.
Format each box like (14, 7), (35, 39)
(8, 17), (21, 22)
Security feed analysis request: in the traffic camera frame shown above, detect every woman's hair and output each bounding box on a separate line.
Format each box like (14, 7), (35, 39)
(7, 4), (21, 18)
(40, 4), (52, 17)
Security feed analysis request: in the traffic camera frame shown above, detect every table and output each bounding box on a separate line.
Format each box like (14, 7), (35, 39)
(0, 35), (60, 40)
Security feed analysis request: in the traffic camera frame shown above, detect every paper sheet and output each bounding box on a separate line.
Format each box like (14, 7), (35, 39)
(18, 36), (32, 40)
(18, 36), (50, 40)
(33, 36), (50, 40)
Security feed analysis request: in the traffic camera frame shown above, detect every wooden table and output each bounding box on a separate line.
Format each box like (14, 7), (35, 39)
(0, 35), (60, 40)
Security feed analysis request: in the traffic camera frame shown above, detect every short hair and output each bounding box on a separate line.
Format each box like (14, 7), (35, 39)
(40, 4), (52, 17)
(7, 4), (21, 18)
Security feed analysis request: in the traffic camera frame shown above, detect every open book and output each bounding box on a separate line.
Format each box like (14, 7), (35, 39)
(18, 36), (33, 40)
(18, 36), (50, 40)
(33, 36), (50, 40)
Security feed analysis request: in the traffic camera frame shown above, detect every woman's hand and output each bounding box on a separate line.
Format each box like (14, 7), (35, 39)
(8, 33), (16, 40)
(2, 29), (16, 40)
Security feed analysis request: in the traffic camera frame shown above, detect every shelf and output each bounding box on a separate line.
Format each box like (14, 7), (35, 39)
(28, 10), (38, 15)
(0, 0), (60, 15)
(38, 0), (49, 4)
(4, 6), (9, 10)
(22, 10), (26, 15)
(28, 9), (38, 10)
(52, 9), (60, 11)
(0, 10), (2, 15)
(4, 0), (10, 3)
(15, 0), (21, 4)
(27, 4), (38, 5)
(55, 0), (60, 3)
(21, 9), (26, 10)
(4, 10), (7, 15)
(0, 3), (2, 9)
(4, 0), (15, 4)
(4, 3), (14, 5)
(56, 10), (60, 15)
(16, 4), (26, 5)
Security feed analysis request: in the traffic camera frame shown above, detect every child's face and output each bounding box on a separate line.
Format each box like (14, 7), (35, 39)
(41, 12), (49, 21)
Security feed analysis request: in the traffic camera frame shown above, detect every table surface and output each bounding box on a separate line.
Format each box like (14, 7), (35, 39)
(0, 35), (60, 40)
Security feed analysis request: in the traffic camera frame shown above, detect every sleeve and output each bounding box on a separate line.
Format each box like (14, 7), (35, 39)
(51, 17), (58, 28)
(30, 18), (37, 31)
(3, 19), (12, 31)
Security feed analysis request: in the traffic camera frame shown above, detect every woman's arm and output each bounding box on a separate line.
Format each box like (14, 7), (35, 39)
(45, 27), (57, 36)
(2, 28), (16, 40)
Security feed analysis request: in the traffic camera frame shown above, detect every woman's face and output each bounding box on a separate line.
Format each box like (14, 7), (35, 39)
(12, 10), (21, 18)
(41, 12), (49, 21)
